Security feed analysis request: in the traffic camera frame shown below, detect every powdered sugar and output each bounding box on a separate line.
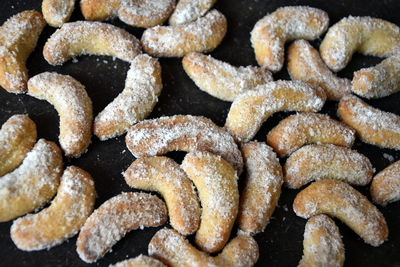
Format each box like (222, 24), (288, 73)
(284, 144), (374, 189)
(182, 52), (273, 101)
(225, 80), (326, 143)
(141, 9), (227, 57)
(28, 72), (93, 157)
(43, 21), (141, 65)
(251, 6), (329, 71)
(371, 160), (400, 205)
(169, 0), (216, 25)
(94, 54), (162, 140)
(77, 192), (167, 263)
(0, 139), (63, 222)
(42, 0), (75, 27)
(126, 115), (243, 174)
(238, 142), (283, 235)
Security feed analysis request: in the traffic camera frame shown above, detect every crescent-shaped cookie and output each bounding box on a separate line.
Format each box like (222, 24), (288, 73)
(148, 228), (259, 267)
(10, 166), (96, 251)
(169, 0), (217, 25)
(267, 112), (355, 157)
(125, 115), (243, 174)
(251, 6), (329, 72)
(0, 10), (46, 93)
(141, 9), (227, 57)
(123, 156), (201, 235)
(298, 214), (345, 267)
(0, 139), (63, 222)
(225, 80), (326, 143)
(284, 144), (374, 189)
(42, 0), (76, 27)
(94, 54), (162, 140)
(43, 21), (141, 65)
(80, 0), (175, 28)
(181, 151), (239, 253)
(0, 114), (37, 176)
(370, 160), (400, 206)
(338, 94), (400, 150)
(182, 52), (273, 101)
(293, 180), (388, 246)
(28, 72), (93, 157)
(320, 16), (400, 72)
(76, 192), (168, 263)
(352, 54), (400, 99)
(287, 40), (351, 100)
(238, 142), (283, 235)
(110, 254), (166, 267)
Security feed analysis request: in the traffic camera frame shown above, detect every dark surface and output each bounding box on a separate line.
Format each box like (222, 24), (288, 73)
(1, 0), (400, 266)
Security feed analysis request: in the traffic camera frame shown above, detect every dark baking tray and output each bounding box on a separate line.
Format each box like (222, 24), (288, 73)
(0, 0), (399, 266)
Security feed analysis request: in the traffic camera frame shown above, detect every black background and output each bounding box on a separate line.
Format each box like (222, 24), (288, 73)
(1, 0), (400, 266)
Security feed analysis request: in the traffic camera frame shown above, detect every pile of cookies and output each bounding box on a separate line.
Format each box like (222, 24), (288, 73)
(0, 1), (399, 266)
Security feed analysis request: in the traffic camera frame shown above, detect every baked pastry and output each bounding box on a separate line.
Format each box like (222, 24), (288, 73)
(94, 54), (162, 140)
(352, 54), (400, 99)
(238, 142), (283, 235)
(284, 144), (373, 189)
(0, 139), (63, 222)
(298, 214), (345, 267)
(125, 115), (243, 174)
(338, 94), (400, 150)
(43, 21), (141, 65)
(225, 80), (326, 143)
(181, 151), (239, 253)
(28, 72), (93, 157)
(42, 0), (76, 27)
(182, 52), (273, 101)
(0, 114), (37, 176)
(76, 192), (168, 263)
(320, 16), (400, 72)
(267, 112), (355, 157)
(80, 0), (175, 28)
(0, 10), (46, 93)
(370, 160), (400, 206)
(293, 180), (388, 246)
(251, 6), (329, 72)
(141, 9), (227, 57)
(287, 40), (351, 100)
(123, 156), (201, 235)
(110, 254), (166, 267)
(10, 166), (96, 251)
(169, 0), (217, 25)
(149, 228), (259, 267)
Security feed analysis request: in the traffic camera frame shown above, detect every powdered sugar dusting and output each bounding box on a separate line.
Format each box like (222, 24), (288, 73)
(299, 214), (344, 267)
(320, 16), (400, 71)
(10, 166), (95, 251)
(42, 0), (75, 27)
(352, 54), (400, 98)
(238, 142), (283, 235)
(141, 9), (227, 57)
(111, 254), (166, 267)
(293, 180), (388, 246)
(28, 72), (93, 157)
(0, 139), (63, 221)
(126, 115), (243, 174)
(284, 144), (374, 189)
(181, 151), (239, 252)
(182, 52), (273, 101)
(371, 160), (400, 205)
(338, 95), (400, 149)
(288, 40), (351, 100)
(43, 21), (141, 65)
(77, 192), (167, 263)
(267, 112), (355, 157)
(225, 80), (326, 143)
(251, 6), (329, 71)
(94, 54), (162, 140)
(169, 0), (216, 25)
(123, 156), (201, 235)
